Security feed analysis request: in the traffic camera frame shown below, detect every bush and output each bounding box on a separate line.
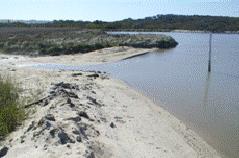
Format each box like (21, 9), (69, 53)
(0, 76), (25, 139)
(0, 42), (4, 48)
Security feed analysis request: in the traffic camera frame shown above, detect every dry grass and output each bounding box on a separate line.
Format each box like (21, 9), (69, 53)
(0, 28), (178, 56)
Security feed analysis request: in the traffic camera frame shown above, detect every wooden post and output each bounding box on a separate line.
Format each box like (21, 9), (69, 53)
(208, 33), (212, 72)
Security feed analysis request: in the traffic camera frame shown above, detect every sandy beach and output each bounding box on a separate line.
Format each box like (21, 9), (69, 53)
(0, 46), (158, 66)
(0, 47), (222, 158)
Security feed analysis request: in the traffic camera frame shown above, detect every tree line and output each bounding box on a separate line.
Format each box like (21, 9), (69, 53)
(1, 14), (239, 32)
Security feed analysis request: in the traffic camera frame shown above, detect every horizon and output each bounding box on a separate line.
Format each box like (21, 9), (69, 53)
(0, 0), (238, 21)
(1, 14), (239, 23)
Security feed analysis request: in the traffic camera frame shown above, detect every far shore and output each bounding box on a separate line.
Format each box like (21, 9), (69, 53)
(107, 29), (239, 34)
(0, 47), (223, 158)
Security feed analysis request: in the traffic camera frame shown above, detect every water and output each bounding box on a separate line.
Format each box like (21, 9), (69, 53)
(32, 32), (239, 158)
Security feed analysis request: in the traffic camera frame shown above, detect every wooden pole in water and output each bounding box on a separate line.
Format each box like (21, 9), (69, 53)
(208, 33), (212, 72)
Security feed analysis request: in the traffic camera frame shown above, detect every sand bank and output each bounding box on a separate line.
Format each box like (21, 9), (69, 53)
(0, 47), (222, 158)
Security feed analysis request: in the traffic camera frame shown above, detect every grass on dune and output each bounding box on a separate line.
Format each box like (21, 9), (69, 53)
(0, 75), (25, 139)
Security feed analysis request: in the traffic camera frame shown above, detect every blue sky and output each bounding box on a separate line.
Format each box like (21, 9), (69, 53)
(0, 0), (238, 21)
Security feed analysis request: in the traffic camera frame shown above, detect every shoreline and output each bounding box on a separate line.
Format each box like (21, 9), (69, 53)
(119, 80), (223, 157)
(0, 47), (158, 66)
(0, 48), (223, 158)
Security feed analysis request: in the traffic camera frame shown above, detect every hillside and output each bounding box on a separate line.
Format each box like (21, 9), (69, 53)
(1, 14), (239, 32)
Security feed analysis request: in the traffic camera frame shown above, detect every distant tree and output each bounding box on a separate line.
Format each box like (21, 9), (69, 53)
(0, 14), (238, 32)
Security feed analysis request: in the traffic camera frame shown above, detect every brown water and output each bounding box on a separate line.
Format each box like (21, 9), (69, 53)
(33, 32), (239, 158)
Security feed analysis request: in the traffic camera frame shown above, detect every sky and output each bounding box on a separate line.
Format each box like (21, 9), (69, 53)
(0, 0), (238, 21)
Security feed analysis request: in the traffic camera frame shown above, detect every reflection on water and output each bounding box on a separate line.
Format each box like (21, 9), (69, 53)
(33, 32), (239, 158)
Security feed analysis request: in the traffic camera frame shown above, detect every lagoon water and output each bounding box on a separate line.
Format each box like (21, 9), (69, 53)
(34, 32), (239, 158)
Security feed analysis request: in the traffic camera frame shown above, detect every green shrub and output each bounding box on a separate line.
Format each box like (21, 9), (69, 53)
(0, 42), (4, 48)
(47, 46), (63, 55)
(0, 76), (25, 139)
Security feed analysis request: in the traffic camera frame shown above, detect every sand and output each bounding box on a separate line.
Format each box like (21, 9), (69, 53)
(0, 46), (157, 66)
(0, 47), (222, 158)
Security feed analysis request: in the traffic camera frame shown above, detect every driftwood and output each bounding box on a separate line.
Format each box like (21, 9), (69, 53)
(24, 96), (49, 108)
(24, 82), (80, 108)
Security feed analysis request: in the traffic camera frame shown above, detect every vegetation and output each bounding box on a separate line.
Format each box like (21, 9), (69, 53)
(0, 29), (178, 56)
(1, 14), (239, 32)
(0, 75), (25, 139)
